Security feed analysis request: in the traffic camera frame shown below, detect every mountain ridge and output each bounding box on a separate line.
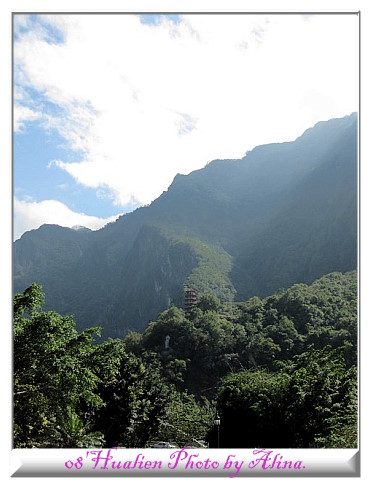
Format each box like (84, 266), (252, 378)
(13, 113), (358, 338)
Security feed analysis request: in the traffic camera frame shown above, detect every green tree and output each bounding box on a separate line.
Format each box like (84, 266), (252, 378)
(265, 315), (302, 356)
(154, 391), (215, 448)
(13, 284), (105, 447)
(216, 346), (357, 448)
(196, 294), (221, 312)
(93, 348), (170, 447)
(281, 346), (357, 447)
(216, 368), (290, 447)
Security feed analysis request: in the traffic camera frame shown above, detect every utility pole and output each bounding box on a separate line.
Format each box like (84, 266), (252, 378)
(214, 414), (220, 448)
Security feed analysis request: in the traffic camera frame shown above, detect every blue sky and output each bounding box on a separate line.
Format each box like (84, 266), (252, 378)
(139, 14), (181, 25)
(14, 14), (181, 221)
(13, 13), (359, 240)
(14, 96), (125, 219)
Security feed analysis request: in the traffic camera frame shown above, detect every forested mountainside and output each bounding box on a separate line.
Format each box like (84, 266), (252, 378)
(13, 113), (357, 339)
(14, 271), (357, 448)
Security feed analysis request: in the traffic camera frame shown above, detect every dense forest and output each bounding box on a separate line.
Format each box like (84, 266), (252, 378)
(14, 270), (357, 449)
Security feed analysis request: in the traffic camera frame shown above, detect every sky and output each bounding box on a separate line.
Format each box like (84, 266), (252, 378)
(13, 13), (359, 240)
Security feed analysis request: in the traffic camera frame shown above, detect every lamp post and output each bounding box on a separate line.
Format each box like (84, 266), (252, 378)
(214, 414), (220, 448)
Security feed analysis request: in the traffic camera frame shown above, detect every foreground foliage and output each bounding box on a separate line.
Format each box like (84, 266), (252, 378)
(217, 346), (357, 448)
(14, 283), (214, 448)
(14, 271), (357, 448)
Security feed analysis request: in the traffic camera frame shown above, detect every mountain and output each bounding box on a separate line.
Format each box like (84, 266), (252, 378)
(13, 113), (358, 338)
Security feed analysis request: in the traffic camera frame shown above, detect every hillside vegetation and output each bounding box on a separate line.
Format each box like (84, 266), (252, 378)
(14, 271), (357, 448)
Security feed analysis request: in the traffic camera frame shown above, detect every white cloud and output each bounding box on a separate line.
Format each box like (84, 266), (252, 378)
(13, 197), (121, 241)
(14, 14), (359, 210)
(14, 105), (42, 131)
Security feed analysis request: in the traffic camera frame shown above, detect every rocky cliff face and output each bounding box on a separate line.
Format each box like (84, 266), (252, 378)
(105, 225), (200, 337)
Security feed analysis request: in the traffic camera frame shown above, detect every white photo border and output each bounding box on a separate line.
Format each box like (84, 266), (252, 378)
(6, 2), (364, 481)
